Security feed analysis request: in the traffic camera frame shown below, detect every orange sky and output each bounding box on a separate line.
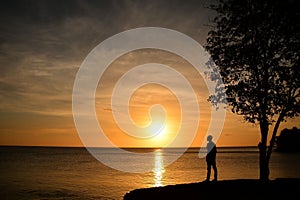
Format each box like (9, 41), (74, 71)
(1, 49), (298, 148)
(0, 0), (299, 148)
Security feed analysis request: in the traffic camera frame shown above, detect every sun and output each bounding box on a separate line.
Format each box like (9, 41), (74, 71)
(149, 121), (167, 137)
(147, 121), (173, 147)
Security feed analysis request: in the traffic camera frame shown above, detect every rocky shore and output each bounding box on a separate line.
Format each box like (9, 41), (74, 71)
(124, 178), (300, 200)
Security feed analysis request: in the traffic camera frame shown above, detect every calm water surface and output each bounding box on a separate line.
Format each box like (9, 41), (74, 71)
(0, 147), (299, 200)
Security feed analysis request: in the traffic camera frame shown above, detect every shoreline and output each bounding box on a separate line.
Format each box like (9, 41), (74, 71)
(123, 178), (300, 200)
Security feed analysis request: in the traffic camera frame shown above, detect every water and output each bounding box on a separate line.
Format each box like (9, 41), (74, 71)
(0, 147), (299, 200)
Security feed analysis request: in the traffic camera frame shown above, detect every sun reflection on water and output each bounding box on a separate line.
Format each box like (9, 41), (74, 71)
(153, 149), (165, 187)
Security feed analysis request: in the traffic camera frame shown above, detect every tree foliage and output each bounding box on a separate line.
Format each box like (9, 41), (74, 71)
(205, 0), (299, 180)
(276, 127), (300, 152)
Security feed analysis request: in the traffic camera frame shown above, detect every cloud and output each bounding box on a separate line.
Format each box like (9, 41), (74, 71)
(0, 0), (218, 146)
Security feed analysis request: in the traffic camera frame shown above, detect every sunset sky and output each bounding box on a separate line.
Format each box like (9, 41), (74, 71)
(0, 0), (299, 147)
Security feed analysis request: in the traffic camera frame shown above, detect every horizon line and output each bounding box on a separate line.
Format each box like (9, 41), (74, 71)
(0, 144), (258, 148)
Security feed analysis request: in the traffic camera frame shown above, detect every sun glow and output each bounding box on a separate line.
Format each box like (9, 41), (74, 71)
(96, 64), (182, 148)
(126, 83), (181, 147)
(150, 122), (169, 141)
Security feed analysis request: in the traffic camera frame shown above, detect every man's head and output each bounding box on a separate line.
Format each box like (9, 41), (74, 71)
(207, 135), (213, 142)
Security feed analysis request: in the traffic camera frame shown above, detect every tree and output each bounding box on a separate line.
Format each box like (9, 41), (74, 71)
(276, 127), (300, 152)
(205, 0), (300, 180)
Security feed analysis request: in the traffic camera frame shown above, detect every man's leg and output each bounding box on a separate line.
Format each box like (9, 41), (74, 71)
(212, 163), (217, 181)
(206, 164), (211, 181)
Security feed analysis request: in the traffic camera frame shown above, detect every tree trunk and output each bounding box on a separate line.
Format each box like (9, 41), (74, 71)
(259, 121), (269, 181)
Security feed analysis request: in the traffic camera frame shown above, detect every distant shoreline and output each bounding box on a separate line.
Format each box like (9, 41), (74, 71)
(123, 178), (300, 200)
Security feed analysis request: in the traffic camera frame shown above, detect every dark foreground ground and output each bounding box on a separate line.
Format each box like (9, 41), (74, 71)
(123, 178), (300, 200)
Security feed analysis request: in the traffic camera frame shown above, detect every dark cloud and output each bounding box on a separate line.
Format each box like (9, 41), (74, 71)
(0, 0), (216, 116)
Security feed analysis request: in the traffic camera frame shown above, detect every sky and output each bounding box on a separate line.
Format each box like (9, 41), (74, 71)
(0, 0), (299, 147)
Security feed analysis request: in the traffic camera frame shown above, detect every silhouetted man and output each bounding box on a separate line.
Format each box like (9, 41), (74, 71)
(206, 135), (217, 182)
